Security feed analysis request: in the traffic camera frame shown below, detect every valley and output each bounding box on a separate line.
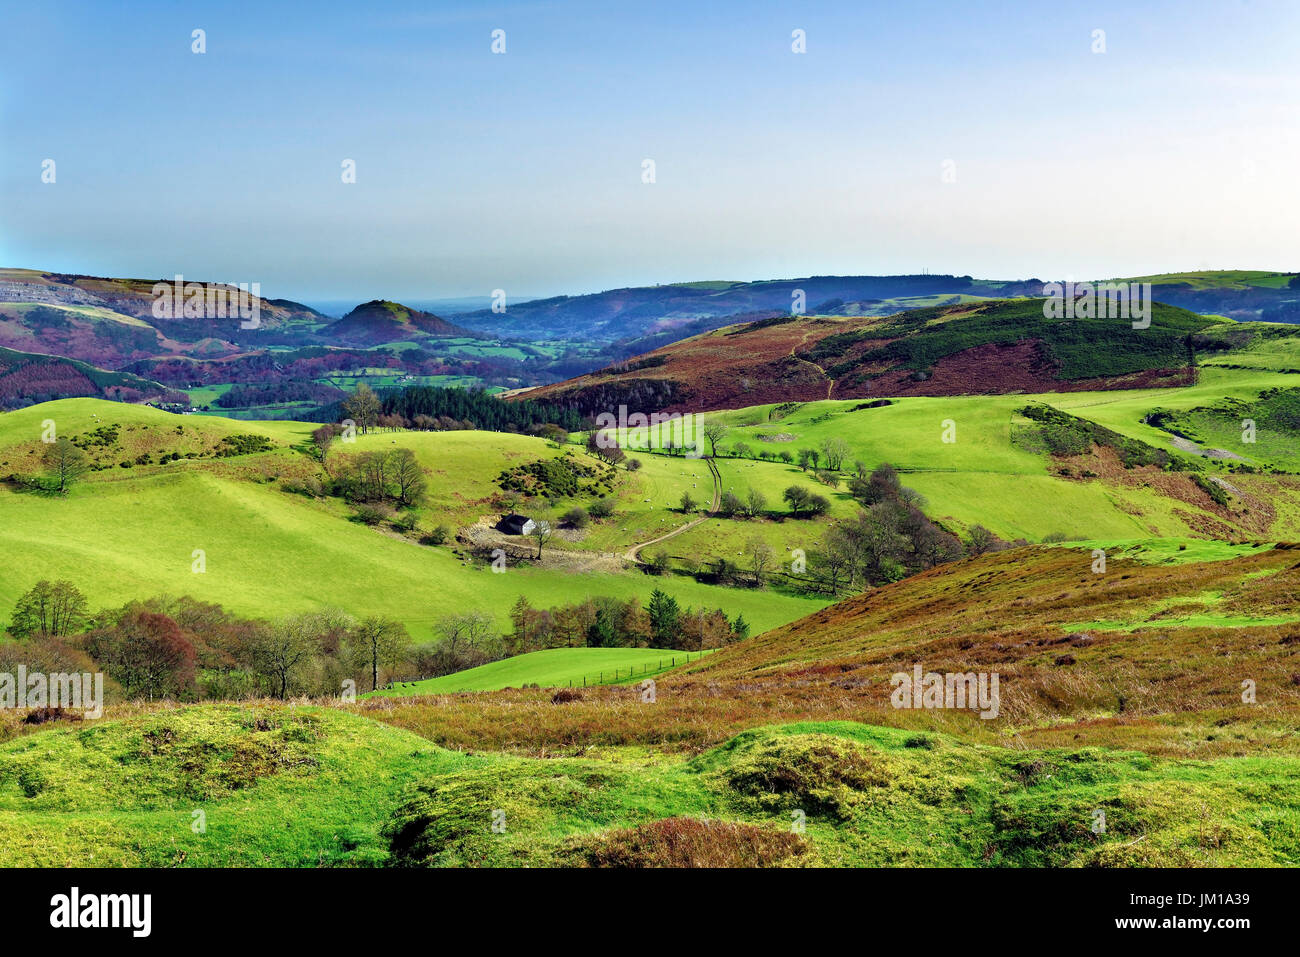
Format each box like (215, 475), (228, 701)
(3, 274), (1300, 870)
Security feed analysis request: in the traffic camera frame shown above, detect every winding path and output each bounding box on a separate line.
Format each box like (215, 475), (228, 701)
(623, 456), (722, 563)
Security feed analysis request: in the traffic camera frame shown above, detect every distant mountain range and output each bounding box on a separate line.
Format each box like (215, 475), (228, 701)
(453, 271), (1300, 343)
(0, 266), (1295, 411)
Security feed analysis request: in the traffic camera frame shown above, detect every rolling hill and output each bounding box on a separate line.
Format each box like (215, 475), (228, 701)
(322, 300), (481, 346)
(373, 646), (710, 695)
(0, 268), (325, 349)
(0, 346), (179, 409)
(524, 298), (1222, 414)
(0, 399), (827, 637)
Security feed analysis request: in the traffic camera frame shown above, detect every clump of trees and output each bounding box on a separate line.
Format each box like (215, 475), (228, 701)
(507, 590), (746, 654)
(328, 448), (427, 508)
(717, 488), (767, 519)
(0, 575), (759, 704)
(782, 485), (831, 517)
(3, 583), (415, 702)
(811, 464), (968, 592)
(7, 579), (89, 639)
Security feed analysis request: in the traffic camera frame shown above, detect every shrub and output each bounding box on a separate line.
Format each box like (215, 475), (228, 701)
(562, 507), (590, 529)
(723, 734), (891, 818)
(420, 524), (451, 546)
(353, 504), (389, 526)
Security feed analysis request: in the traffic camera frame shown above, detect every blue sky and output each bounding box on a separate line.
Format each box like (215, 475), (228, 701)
(1, 0), (1297, 302)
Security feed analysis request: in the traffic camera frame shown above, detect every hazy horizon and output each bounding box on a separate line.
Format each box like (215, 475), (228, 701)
(3, 0), (1297, 302)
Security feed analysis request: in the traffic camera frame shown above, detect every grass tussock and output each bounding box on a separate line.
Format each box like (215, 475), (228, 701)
(569, 817), (810, 868)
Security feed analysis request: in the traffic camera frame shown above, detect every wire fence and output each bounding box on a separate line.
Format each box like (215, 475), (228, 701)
(566, 650), (710, 688)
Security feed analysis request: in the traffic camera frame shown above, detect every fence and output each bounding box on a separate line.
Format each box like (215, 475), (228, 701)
(566, 650), (710, 688)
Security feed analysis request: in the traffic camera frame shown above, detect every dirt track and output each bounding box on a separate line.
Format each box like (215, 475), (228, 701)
(624, 456), (721, 563)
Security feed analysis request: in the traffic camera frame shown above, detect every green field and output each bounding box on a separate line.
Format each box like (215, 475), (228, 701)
(0, 401), (826, 636)
(373, 647), (711, 695)
(0, 704), (484, 866)
(705, 365), (1300, 541)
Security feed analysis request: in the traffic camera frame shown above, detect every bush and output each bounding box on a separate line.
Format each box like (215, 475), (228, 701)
(805, 494), (831, 516)
(562, 507), (591, 529)
(353, 504), (389, 526)
(589, 499), (615, 519)
(723, 734), (890, 818)
(420, 524), (451, 546)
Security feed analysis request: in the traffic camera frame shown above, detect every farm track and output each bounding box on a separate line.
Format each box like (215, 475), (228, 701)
(623, 456), (721, 563)
(789, 328), (836, 400)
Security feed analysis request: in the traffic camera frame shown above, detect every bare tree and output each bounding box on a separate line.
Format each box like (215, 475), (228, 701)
(348, 616), (411, 691)
(702, 422), (729, 458)
(247, 612), (341, 699)
(388, 448), (427, 507)
(820, 437), (851, 471)
(341, 383), (381, 434)
(529, 519), (554, 559)
(747, 538), (775, 587)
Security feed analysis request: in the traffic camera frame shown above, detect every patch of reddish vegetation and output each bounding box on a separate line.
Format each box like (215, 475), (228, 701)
(532, 326), (1199, 412)
(572, 817), (809, 868)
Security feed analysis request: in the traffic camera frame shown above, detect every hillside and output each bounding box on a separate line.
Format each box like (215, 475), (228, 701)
(5, 395), (1300, 865)
(26, 541), (1279, 868)
(0, 345), (179, 409)
(0, 399), (826, 636)
(0, 268), (325, 350)
(7, 537), (1299, 868)
(373, 647), (710, 695)
(322, 300), (480, 345)
(0, 270), (569, 408)
(1118, 271), (1300, 323)
(525, 298), (1219, 414)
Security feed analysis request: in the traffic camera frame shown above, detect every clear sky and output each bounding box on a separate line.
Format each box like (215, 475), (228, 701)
(1, 0), (1297, 303)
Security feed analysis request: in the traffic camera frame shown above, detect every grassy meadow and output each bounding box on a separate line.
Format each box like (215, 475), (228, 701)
(372, 646), (711, 695)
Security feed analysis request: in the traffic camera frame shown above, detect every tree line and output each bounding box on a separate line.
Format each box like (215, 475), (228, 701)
(333, 383), (587, 434)
(2, 580), (751, 703)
